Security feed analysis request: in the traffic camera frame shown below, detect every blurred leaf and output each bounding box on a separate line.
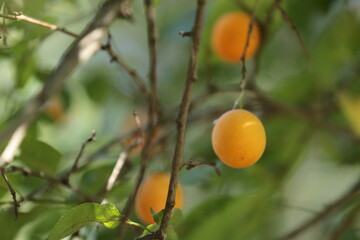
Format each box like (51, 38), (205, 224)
(272, 72), (316, 105)
(79, 164), (113, 194)
(23, 0), (46, 16)
(182, 189), (275, 240)
(18, 137), (61, 175)
(262, 115), (309, 174)
(151, 208), (164, 225)
(312, 10), (360, 91)
(149, 208), (182, 226)
(154, 0), (161, 7)
(180, 195), (234, 234)
(15, 52), (36, 88)
(0, 204), (67, 240)
(316, 122), (360, 165)
(15, 205), (69, 240)
(338, 230), (360, 240)
(337, 92), (360, 136)
(167, 226), (180, 240)
(169, 208), (183, 226)
(284, 0), (336, 30)
(48, 203), (121, 240)
(83, 73), (110, 104)
(127, 219), (146, 229)
(0, 209), (28, 240)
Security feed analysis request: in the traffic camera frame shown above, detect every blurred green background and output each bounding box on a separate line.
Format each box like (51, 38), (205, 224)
(0, 0), (359, 239)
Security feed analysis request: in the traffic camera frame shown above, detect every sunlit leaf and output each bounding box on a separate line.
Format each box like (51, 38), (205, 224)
(140, 223), (158, 237)
(48, 203), (121, 240)
(151, 208), (164, 225)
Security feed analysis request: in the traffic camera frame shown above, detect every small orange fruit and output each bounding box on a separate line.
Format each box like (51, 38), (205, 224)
(211, 109), (266, 168)
(135, 173), (184, 225)
(211, 11), (261, 62)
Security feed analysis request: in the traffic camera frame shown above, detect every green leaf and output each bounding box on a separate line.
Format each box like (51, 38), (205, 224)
(182, 190), (275, 240)
(180, 196), (234, 235)
(18, 137), (61, 175)
(169, 208), (183, 226)
(151, 208), (164, 225)
(150, 208), (183, 226)
(101, 203), (122, 228)
(83, 73), (110, 104)
(167, 226), (179, 240)
(15, 52), (36, 88)
(48, 203), (121, 240)
(127, 219), (146, 229)
(312, 11), (360, 91)
(140, 223), (158, 237)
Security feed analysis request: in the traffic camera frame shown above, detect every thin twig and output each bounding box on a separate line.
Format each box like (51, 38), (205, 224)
(0, 13), (79, 37)
(101, 112), (144, 202)
(183, 160), (221, 177)
(144, 0), (159, 125)
(5, 166), (96, 202)
(275, 0), (311, 62)
(156, 1), (206, 239)
(0, 197), (77, 206)
(179, 31), (192, 37)
(328, 202), (360, 240)
(1, 170), (20, 219)
(262, 0), (279, 40)
(116, 1), (160, 237)
(275, 177), (360, 240)
(63, 131), (96, 182)
(102, 34), (149, 94)
(233, 0), (252, 13)
(232, 0), (260, 110)
(282, 203), (319, 215)
(0, 0), (133, 145)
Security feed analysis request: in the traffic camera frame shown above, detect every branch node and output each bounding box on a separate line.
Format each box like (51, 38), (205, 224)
(1, 170), (20, 220)
(183, 160), (221, 177)
(179, 31), (193, 37)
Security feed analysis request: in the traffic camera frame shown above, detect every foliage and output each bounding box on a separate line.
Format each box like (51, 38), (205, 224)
(0, 0), (359, 239)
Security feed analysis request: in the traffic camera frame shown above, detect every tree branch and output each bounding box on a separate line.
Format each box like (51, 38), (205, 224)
(233, 0), (260, 109)
(0, 11), (148, 95)
(1, 169), (20, 219)
(63, 131), (96, 182)
(0, 197), (78, 206)
(116, 0), (160, 237)
(102, 34), (149, 94)
(4, 166), (96, 202)
(0, 13), (78, 37)
(275, 0), (311, 62)
(144, 0), (159, 124)
(156, 0), (206, 239)
(0, 0), (133, 145)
